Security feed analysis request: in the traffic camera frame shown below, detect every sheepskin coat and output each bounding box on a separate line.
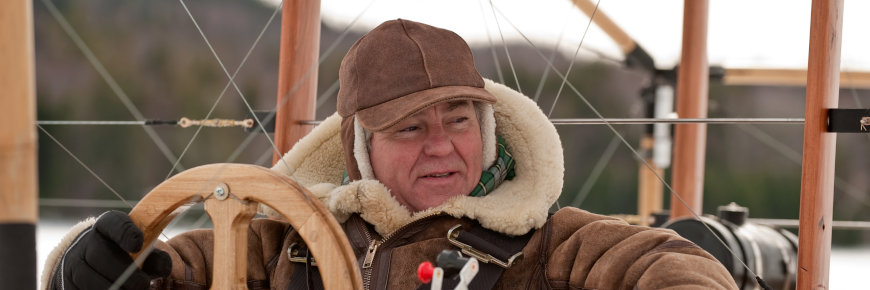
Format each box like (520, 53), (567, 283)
(43, 80), (737, 289)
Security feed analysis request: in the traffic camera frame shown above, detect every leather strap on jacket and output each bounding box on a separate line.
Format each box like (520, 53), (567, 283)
(287, 245), (324, 290)
(418, 223), (534, 290)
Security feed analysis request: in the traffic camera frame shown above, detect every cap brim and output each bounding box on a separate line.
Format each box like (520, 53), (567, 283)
(355, 85), (497, 132)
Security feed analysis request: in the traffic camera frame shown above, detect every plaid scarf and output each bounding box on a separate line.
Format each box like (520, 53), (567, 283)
(342, 136), (517, 198)
(469, 136), (516, 197)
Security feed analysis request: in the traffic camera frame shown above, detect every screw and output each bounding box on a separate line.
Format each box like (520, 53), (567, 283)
(214, 184), (228, 200)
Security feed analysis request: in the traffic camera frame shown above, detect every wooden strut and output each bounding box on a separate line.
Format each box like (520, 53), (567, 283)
(797, 0), (843, 288)
(724, 68), (870, 89)
(128, 163), (363, 289)
(670, 0), (709, 220)
(0, 0), (38, 288)
(273, 0), (320, 164)
(571, 0), (637, 54)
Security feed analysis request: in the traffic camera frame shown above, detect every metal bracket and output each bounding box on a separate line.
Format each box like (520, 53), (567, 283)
(287, 243), (318, 266)
(827, 109), (870, 133)
(446, 225), (522, 269)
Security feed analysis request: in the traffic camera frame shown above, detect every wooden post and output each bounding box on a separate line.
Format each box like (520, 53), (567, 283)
(797, 0), (843, 288)
(273, 0), (320, 165)
(670, 0), (709, 220)
(637, 137), (664, 226)
(0, 0), (38, 288)
(723, 68), (870, 88)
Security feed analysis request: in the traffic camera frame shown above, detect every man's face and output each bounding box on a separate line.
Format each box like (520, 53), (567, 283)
(369, 100), (483, 212)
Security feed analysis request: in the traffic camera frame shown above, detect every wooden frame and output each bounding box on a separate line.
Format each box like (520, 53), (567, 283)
(273, 0), (320, 164)
(0, 0), (37, 288)
(669, 0), (709, 219)
(796, 0), (843, 287)
(128, 163), (363, 289)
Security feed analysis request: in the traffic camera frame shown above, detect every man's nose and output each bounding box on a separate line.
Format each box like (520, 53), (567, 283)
(423, 125), (453, 157)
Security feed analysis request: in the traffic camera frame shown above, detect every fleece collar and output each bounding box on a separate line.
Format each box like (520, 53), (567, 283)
(267, 79), (564, 236)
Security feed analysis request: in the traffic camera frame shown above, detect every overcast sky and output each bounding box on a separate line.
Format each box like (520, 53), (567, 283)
(270, 0), (870, 71)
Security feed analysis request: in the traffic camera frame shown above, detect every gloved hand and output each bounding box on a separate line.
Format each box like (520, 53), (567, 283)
(51, 210), (171, 289)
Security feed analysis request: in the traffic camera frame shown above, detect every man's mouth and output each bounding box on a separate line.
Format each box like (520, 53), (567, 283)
(423, 172), (454, 178)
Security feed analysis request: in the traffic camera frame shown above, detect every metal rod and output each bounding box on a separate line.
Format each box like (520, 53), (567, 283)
(37, 120), (149, 125)
(38, 198), (136, 208)
(299, 118), (806, 126)
(750, 218), (870, 231)
(550, 118), (805, 125)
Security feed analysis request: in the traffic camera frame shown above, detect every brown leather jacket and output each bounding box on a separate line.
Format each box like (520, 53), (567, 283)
(152, 208), (736, 289)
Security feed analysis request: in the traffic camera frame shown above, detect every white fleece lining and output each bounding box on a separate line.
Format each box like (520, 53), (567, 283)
(270, 79), (564, 236)
(478, 103), (497, 168)
(353, 117), (376, 180)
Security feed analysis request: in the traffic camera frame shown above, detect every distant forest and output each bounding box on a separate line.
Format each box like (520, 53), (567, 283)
(33, 0), (870, 245)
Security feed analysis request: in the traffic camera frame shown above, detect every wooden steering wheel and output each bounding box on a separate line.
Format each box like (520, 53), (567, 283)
(127, 163), (363, 289)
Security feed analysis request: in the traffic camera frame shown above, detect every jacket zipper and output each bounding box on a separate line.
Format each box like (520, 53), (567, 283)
(359, 212), (444, 290)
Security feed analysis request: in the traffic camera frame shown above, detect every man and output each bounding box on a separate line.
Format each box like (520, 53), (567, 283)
(44, 19), (738, 289)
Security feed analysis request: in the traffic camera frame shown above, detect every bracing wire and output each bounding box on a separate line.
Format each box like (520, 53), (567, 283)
(735, 124), (870, 208)
(487, 3), (770, 286)
(176, 0), (295, 178)
(536, 0), (602, 208)
(39, 0), (185, 172)
(33, 1), (292, 287)
(159, 0), (378, 245)
(487, 0), (522, 94)
(569, 135), (620, 207)
(547, 0), (600, 118)
(165, 1), (283, 180)
(36, 120), (175, 126)
(317, 79), (341, 109)
(39, 125), (173, 244)
(37, 125), (134, 209)
(208, 0), (376, 168)
(478, 0), (505, 84)
(533, 20), (568, 104)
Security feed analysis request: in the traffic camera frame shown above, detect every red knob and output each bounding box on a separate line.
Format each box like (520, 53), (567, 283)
(417, 261), (434, 283)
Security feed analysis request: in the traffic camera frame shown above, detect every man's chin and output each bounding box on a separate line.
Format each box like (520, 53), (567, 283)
(412, 190), (468, 210)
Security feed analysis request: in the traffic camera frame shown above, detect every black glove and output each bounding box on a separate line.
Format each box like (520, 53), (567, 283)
(51, 210), (172, 289)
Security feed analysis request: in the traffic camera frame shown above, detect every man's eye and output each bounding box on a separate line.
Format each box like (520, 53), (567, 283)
(452, 117), (468, 124)
(399, 126), (419, 132)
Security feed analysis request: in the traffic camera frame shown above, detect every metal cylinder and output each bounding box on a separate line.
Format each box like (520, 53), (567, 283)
(663, 204), (798, 290)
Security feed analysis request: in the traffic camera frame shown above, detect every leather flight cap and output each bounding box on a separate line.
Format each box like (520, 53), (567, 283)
(337, 19), (496, 132)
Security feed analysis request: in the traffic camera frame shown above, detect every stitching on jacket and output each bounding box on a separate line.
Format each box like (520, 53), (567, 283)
(539, 216), (554, 289)
(58, 227), (93, 290)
